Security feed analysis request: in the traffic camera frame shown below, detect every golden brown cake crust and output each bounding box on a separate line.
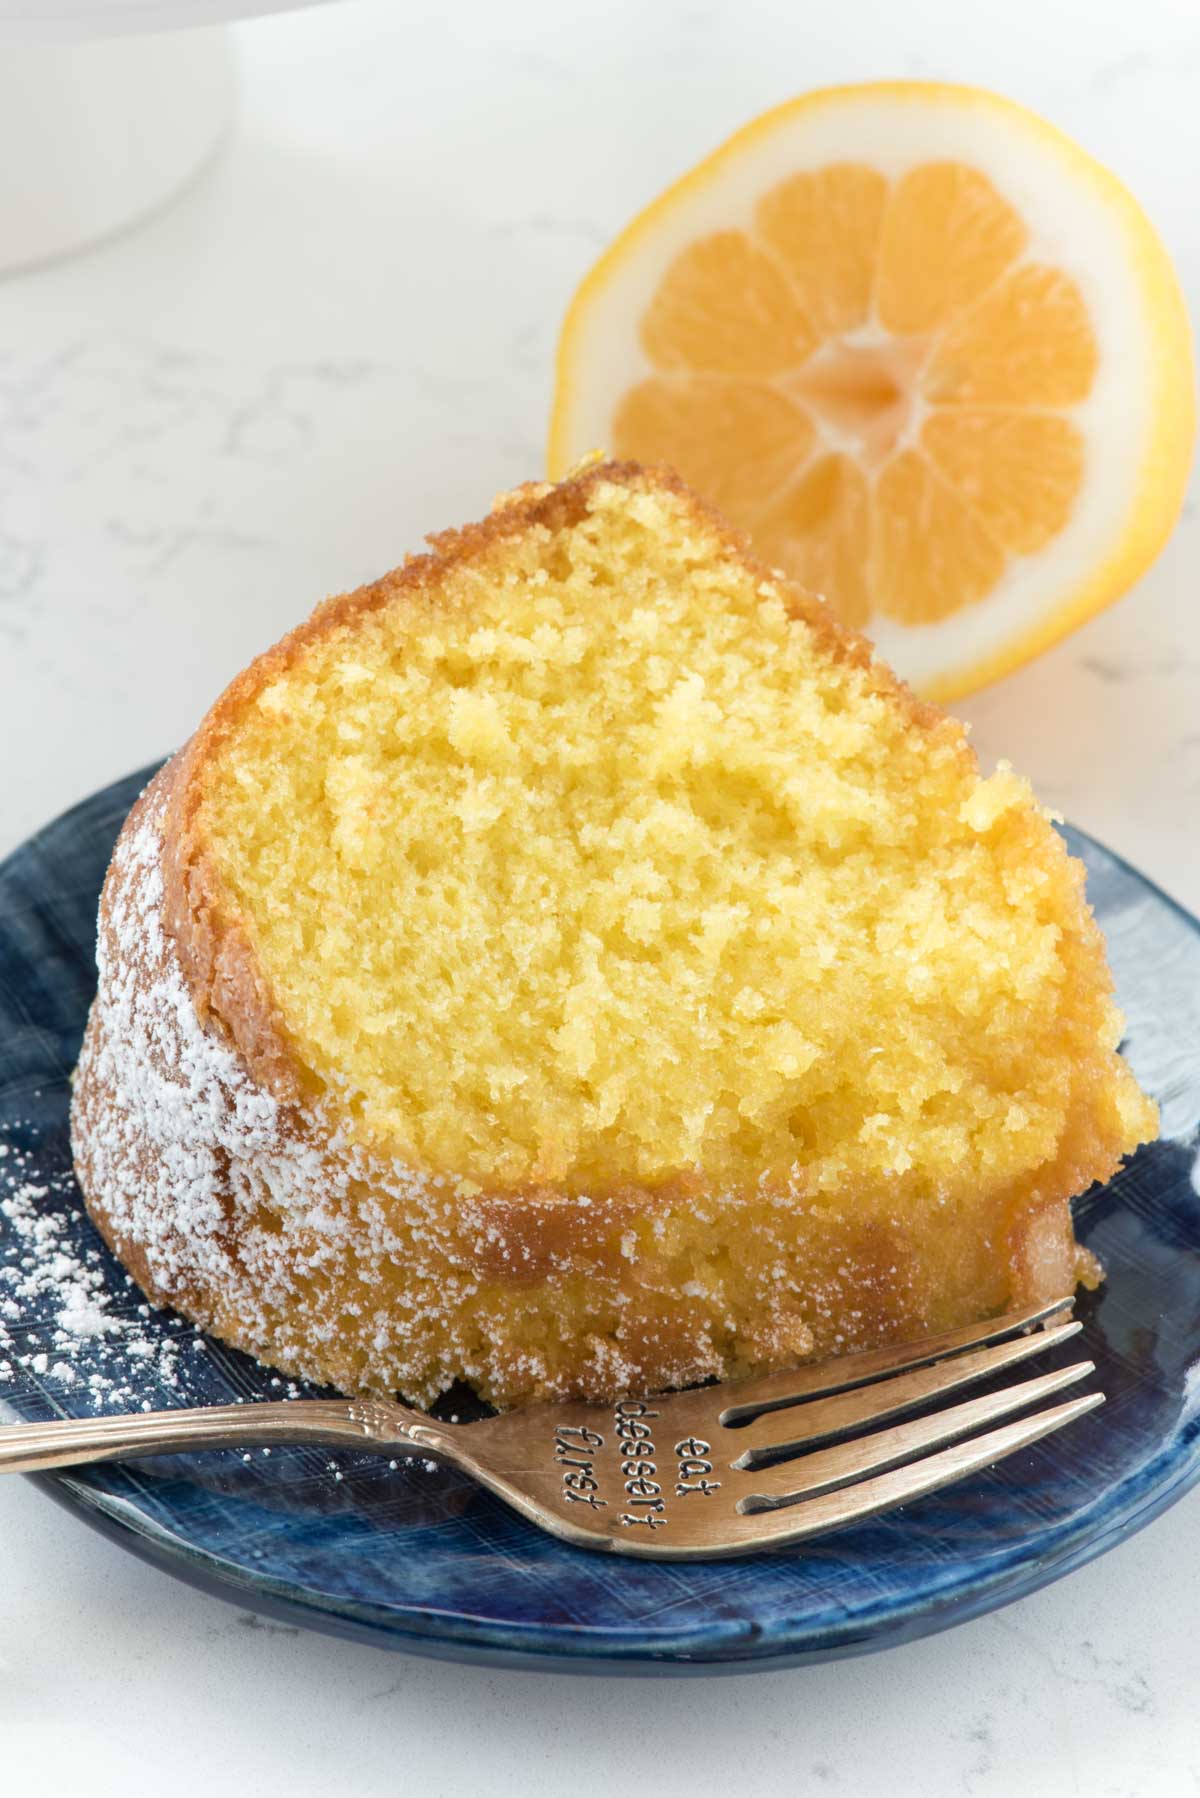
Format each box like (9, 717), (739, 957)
(70, 460), (1146, 1407)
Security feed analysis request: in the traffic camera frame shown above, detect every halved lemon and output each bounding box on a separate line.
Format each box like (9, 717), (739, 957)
(548, 83), (1194, 700)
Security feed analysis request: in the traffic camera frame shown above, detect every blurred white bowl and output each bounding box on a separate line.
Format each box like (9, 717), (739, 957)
(0, 29), (235, 272)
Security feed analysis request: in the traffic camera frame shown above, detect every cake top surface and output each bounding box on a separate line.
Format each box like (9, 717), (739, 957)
(182, 462), (1148, 1198)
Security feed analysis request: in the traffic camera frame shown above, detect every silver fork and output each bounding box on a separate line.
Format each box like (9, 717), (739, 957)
(0, 1299), (1099, 1558)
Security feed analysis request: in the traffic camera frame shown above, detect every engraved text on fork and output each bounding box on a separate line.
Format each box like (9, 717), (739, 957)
(554, 1424), (607, 1510)
(615, 1400), (666, 1530)
(551, 1405), (724, 1532)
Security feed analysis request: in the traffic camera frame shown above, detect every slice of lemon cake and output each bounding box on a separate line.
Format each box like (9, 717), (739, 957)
(70, 459), (1156, 1406)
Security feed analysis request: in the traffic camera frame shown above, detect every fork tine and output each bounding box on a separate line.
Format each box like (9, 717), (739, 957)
(712, 1393), (1106, 1554)
(734, 1360), (1094, 1505)
(727, 1320), (1081, 1462)
(717, 1298), (1074, 1424)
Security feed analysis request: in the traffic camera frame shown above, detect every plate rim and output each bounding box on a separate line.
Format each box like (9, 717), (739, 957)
(31, 1428), (1200, 1672)
(3, 762), (1199, 1673)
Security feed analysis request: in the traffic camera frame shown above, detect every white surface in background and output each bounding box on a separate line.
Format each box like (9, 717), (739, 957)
(0, 0), (335, 40)
(0, 3), (1197, 1793)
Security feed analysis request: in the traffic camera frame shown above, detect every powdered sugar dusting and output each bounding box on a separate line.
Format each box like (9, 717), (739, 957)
(82, 806), (283, 1292)
(0, 1132), (187, 1411)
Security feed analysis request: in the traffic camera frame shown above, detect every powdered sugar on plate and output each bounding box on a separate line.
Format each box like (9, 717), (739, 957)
(0, 1117), (467, 1503)
(0, 1122), (188, 1412)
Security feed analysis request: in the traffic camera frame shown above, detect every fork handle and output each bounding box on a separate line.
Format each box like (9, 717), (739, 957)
(0, 1398), (451, 1476)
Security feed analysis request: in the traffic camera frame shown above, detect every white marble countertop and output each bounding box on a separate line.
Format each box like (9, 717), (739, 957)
(1, 2), (1198, 1792)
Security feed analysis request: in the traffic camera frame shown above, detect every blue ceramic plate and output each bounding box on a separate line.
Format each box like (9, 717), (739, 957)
(1, 765), (1198, 1674)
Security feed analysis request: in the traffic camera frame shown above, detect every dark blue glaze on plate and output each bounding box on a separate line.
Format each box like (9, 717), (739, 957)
(1, 765), (1197, 1673)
